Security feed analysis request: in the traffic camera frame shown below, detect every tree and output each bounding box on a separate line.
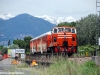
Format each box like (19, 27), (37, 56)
(9, 44), (19, 49)
(24, 36), (32, 53)
(13, 36), (32, 53)
(13, 39), (25, 48)
(8, 39), (10, 46)
(0, 45), (7, 54)
(76, 14), (99, 46)
(0, 45), (3, 50)
(57, 22), (76, 27)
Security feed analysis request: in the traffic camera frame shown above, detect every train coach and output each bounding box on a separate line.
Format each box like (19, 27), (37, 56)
(30, 26), (77, 56)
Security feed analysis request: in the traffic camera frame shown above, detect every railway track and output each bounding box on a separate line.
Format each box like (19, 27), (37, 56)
(25, 53), (92, 66)
(25, 53), (68, 66)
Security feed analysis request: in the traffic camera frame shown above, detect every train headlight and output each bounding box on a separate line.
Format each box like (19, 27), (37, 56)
(54, 37), (57, 42)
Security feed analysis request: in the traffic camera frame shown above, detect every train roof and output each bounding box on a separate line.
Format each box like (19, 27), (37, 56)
(30, 31), (51, 42)
(53, 26), (76, 29)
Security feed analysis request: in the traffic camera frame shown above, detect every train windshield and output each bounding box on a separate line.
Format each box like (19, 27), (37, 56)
(52, 27), (76, 33)
(65, 28), (71, 32)
(58, 28), (64, 32)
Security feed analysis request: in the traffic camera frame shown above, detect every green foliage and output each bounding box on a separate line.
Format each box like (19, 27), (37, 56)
(80, 60), (100, 75)
(41, 58), (78, 75)
(26, 51), (31, 55)
(8, 39), (10, 46)
(76, 14), (99, 46)
(83, 60), (96, 68)
(78, 45), (96, 52)
(9, 44), (19, 49)
(13, 36), (32, 53)
(13, 39), (25, 48)
(57, 22), (76, 27)
(0, 45), (3, 50)
(35, 57), (100, 75)
(24, 36), (32, 52)
(0, 45), (7, 54)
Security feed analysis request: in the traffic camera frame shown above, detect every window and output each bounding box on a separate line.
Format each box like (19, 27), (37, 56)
(58, 28), (64, 32)
(54, 29), (57, 33)
(65, 28), (71, 32)
(72, 29), (75, 33)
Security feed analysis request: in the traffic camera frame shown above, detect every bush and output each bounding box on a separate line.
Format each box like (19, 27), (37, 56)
(83, 60), (96, 67)
(79, 60), (100, 75)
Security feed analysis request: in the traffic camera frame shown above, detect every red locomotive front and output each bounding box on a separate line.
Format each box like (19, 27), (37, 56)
(30, 26), (77, 55)
(48, 26), (77, 55)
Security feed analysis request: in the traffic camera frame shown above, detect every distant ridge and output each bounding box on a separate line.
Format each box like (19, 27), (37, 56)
(0, 13), (55, 45)
(0, 14), (76, 24)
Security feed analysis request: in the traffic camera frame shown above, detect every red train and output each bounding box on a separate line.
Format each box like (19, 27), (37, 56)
(30, 26), (77, 55)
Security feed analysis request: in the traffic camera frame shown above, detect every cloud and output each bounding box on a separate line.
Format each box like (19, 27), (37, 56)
(0, 14), (14, 20)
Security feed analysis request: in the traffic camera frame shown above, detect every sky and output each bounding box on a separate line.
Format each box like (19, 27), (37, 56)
(0, 0), (99, 20)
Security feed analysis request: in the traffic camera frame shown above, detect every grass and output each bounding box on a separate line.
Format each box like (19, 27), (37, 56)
(79, 60), (100, 75)
(40, 57), (100, 75)
(39, 57), (79, 75)
(16, 62), (29, 68)
(9, 56), (100, 75)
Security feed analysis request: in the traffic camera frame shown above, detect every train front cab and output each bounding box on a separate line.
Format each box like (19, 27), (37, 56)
(49, 26), (77, 55)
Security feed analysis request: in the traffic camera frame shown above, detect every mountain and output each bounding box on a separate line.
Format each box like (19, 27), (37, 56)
(0, 14), (76, 24)
(36, 15), (76, 24)
(0, 13), (55, 45)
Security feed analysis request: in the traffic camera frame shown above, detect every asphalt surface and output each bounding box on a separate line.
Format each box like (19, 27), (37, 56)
(0, 58), (13, 71)
(0, 58), (13, 75)
(0, 58), (26, 75)
(0, 58), (35, 75)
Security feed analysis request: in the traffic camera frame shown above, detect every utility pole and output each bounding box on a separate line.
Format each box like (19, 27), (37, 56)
(96, 0), (100, 49)
(92, 0), (100, 63)
(96, 0), (100, 16)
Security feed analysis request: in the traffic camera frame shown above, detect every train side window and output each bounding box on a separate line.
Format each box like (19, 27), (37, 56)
(72, 29), (75, 33)
(54, 29), (57, 33)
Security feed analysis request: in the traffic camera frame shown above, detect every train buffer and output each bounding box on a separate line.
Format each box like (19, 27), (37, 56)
(30, 60), (38, 66)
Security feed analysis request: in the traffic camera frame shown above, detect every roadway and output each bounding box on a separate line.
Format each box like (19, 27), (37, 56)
(0, 58), (34, 75)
